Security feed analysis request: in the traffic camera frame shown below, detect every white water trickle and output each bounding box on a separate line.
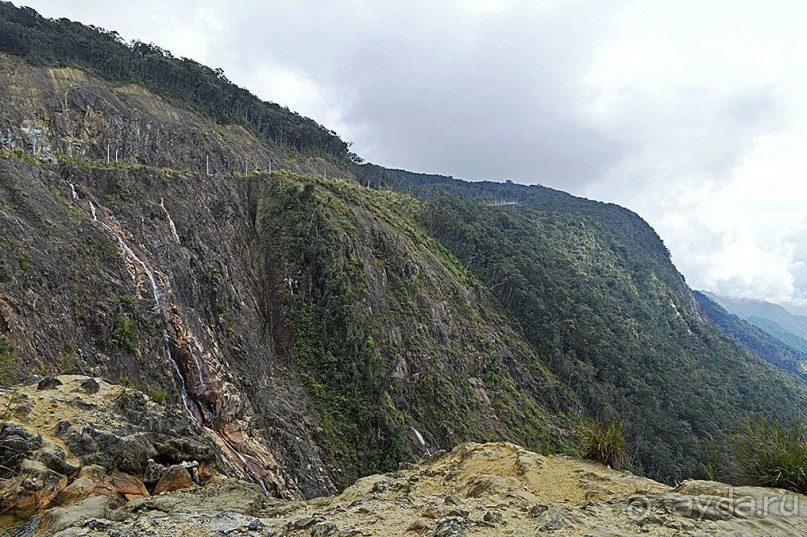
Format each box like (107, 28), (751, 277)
(218, 434), (271, 496)
(189, 347), (207, 391)
(164, 331), (194, 417)
(101, 222), (195, 420)
(412, 427), (426, 447)
(69, 192), (271, 492)
(160, 198), (181, 244)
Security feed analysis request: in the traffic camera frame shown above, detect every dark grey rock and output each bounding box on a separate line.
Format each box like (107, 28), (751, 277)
(292, 516), (320, 529)
(36, 443), (79, 475)
(483, 511), (502, 524)
(429, 517), (468, 537)
(118, 434), (158, 474)
(83, 517), (114, 530)
(143, 459), (166, 485)
(311, 521), (338, 537)
(79, 377), (100, 394)
(37, 376), (63, 390)
(0, 422), (40, 474)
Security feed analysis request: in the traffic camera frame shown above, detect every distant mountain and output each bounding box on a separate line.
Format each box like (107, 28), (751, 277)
(694, 291), (807, 380)
(705, 293), (807, 355)
(705, 293), (807, 338)
(744, 317), (807, 355)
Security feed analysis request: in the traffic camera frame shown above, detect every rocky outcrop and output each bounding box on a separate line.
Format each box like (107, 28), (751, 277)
(0, 376), (218, 520)
(153, 464), (193, 495)
(6, 441), (805, 536)
(0, 375), (803, 536)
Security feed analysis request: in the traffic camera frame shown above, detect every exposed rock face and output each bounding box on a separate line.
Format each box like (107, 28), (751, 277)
(153, 464), (194, 495)
(0, 376), (218, 519)
(0, 49), (363, 498)
(0, 51), (578, 497)
(0, 375), (804, 536)
(9, 442), (806, 536)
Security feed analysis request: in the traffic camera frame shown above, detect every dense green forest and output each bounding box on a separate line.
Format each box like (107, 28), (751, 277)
(694, 291), (807, 380)
(255, 178), (410, 479)
(383, 186), (806, 483)
(0, 1), (357, 161)
(744, 317), (807, 354)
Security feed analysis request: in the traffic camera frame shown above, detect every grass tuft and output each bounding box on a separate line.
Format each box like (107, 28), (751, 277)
(579, 419), (626, 469)
(730, 415), (807, 494)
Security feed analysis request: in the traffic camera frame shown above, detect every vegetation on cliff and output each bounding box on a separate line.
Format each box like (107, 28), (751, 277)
(1, 1), (807, 496)
(694, 291), (807, 380)
(407, 188), (807, 484)
(0, 1), (355, 161)
(253, 172), (579, 484)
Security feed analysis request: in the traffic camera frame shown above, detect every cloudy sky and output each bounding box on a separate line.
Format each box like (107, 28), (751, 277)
(21, 0), (807, 307)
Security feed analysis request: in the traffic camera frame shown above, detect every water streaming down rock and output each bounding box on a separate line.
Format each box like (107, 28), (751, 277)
(65, 180), (282, 495)
(103, 224), (199, 422)
(412, 427), (426, 447)
(160, 197), (181, 245)
(217, 433), (272, 496)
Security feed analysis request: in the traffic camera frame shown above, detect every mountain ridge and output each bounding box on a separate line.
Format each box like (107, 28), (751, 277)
(0, 1), (806, 510)
(693, 291), (807, 380)
(705, 292), (807, 355)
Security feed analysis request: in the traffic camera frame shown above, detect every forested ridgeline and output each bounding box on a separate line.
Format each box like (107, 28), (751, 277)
(0, 1), (358, 161)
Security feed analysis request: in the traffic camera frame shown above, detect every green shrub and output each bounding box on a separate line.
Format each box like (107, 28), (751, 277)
(56, 355), (77, 375)
(119, 294), (137, 313)
(150, 386), (168, 405)
(730, 415), (807, 494)
(108, 316), (137, 353)
(579, 419), (626, 469)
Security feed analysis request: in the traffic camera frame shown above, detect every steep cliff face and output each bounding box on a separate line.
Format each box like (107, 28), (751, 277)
(252, 173), (578, 480)
(372, 177), (807, 483)
(0, 54), (578, 496)
(1, 5), (807, 499)
(0, 53), (369, 497)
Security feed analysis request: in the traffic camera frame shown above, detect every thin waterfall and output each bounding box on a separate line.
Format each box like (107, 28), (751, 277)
(160, 198), (181, 244)
(189, 347), (208, 391)
(66, 179), (278, 493)
(412, 427), (426, 447)
(164, 332), (193, 415)
(105, 228), (194, 418)
(218, 434), (271, 496)
(68, 181), (195, 418)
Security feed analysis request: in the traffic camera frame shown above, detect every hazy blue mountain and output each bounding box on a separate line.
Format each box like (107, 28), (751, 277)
(705, 292), (807, 355)
(694, 291), (807, 380)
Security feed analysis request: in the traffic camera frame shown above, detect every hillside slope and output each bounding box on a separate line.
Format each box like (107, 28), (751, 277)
(0, 50), (577, 495)
(1, 2), (807, 498)
(361, 173), (807, 483)
(694, 291), (807, 380)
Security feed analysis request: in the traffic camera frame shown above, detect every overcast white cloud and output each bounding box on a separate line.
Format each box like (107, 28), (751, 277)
(19, 0), (807, 306)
